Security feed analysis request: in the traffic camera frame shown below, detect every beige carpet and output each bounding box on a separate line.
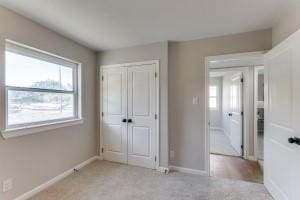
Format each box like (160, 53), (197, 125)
(30, 161), (272, 200)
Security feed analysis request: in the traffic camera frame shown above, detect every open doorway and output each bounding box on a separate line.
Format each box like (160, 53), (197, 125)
(205, 52), (265, 184)
(209, 70), (244, 158)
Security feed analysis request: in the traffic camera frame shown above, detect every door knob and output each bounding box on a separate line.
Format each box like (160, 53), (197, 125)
(228, 113), (232, 116)
(288, 137), (300, 145)
(122, 119), (127, 123)
(128, 119), (132, 123)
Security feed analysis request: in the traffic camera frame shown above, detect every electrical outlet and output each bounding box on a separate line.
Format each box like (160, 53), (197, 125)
(170, 150), (175, 158)
(3, 178), (13, 193)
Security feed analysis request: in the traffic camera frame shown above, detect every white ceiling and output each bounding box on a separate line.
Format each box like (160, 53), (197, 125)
(0, 0), (293, 50)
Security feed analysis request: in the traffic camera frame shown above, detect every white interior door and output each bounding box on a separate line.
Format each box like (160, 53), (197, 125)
(102, 67), (128, 164)
(127, 64), (157, 169)
(229, 73), (243, 156)
(264, 30), (300, 200)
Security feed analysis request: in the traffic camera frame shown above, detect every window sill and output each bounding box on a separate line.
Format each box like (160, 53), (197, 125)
(1, 118), (84, 139)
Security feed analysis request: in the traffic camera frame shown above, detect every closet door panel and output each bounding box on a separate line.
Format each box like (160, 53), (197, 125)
(102, 67), (127, 164)
(127, 64), (156, 169)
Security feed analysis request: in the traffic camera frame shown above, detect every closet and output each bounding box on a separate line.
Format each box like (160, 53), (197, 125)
(100, 61), (159, 169)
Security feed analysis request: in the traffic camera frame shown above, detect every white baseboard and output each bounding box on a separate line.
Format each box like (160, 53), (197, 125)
(98, 154), (104, 160)
(15, 156), (99, 200)
(169, 165), (208, 176)
(156, 166), (170, 174)
(247, 156), (257, 161)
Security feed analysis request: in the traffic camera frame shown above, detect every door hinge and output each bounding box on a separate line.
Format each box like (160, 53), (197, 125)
(101, 75), (104, 81)
(241, 111), (244, 116)
(241, 145), (244, 155)
(155, 72), (158, 78)
(101, 112), (104, 117)
(241, 78), (244, 83)
(155, 114), (158, 120)
(154, 156), (157, 162)
(101, 148), (104, 153)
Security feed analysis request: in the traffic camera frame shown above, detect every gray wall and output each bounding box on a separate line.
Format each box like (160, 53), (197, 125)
(0, 6), (98, 200)
(98, 28), (272, 172)
(168, 30), (271, 170)
(272, 3), (300, 46)
(209, 77), (223, 128)
(98, 42), (169, 167)
(257, 74), (264, 102)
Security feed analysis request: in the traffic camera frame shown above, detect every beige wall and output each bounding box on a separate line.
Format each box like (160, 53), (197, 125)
(272, 3), (300, 46)
(257, 74), (264, 102)
(0, 6), (97, 200)
(98, 42), (169, 167)
(98, 30), (271, 171)
(168, 30), (272, 170)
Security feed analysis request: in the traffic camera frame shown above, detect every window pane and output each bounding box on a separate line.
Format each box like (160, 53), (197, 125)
(209, 97), (217, 108)
(209, 86), (217, 97)
(8, 90), (74, 126)
(5, 51), (73, 91)
(61, 67), (73, 91)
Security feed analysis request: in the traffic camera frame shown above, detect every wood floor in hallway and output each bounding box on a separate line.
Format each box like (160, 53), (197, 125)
(210, 154), (263, 184)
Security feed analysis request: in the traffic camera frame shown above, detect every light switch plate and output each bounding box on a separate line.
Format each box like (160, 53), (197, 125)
(192, 96), (199, 105)
(170, 150), (175, 158)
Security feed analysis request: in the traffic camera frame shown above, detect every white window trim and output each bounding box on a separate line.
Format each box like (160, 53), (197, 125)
(1, 118), (84, 139)
(1, 40), (83, 139)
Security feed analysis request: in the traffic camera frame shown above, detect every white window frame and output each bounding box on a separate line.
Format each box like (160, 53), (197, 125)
(209, 85), (218, 110)
(1, 40), (83, 139)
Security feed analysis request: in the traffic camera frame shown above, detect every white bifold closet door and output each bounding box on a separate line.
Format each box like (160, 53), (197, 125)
(102, 67), (128, 164)
(127, 64), (156, 169)
(101, 63), (157, 169)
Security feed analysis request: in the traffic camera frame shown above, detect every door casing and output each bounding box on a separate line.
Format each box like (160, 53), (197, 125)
(99, 60), (160, 169)
(253, 66), (264, 161)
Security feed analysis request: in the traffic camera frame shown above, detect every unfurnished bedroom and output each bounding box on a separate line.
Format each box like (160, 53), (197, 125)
(0, 1), (300, 200)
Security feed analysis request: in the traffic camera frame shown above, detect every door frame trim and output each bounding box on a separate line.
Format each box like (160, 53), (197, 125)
(253, 66), (264, 161)
(204, 51), (265, 176)
(99, 60), (160, 169)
